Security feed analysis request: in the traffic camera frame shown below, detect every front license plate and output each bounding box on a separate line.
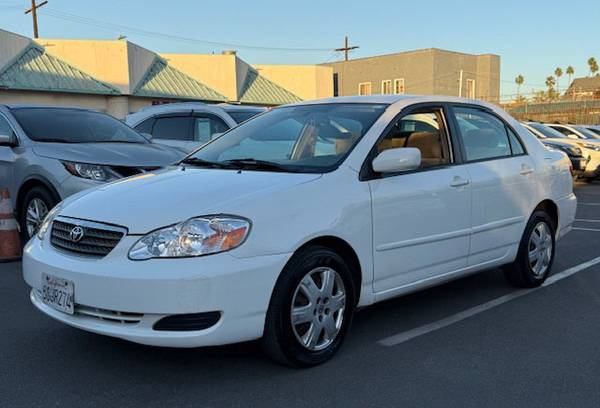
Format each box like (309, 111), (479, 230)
(42, 274), (75, 315)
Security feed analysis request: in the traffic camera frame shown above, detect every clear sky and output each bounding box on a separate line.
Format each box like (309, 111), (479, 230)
(1, 0), (599, 99)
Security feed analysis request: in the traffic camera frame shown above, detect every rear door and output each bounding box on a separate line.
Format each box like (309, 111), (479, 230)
(449, 105), (535, 266)
(189, 113), (230, 151)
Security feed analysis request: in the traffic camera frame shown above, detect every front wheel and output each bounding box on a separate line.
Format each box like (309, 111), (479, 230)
(503, 211), (556, 288)
(19, 186), (57, 241)
(261, 246), (355, 367)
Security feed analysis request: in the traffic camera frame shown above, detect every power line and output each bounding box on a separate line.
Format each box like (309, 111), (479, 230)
(39, 7), (336, 53)
(334, 36), (359, 61)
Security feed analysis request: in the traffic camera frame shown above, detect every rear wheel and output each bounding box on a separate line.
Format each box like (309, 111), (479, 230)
(19, 186), (57, 241)
(261, 245), (355, 367)
(503, 211), (555, 288)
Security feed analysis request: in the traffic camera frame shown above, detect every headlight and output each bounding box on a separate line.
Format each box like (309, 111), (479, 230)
(128, 216), (250, 260)
(62, 161), (120, 182)
(36, 204), (62, 240)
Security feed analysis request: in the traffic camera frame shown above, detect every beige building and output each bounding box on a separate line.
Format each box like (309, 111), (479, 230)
(323, 48), (500, 103)
(0, 29), (332, 118)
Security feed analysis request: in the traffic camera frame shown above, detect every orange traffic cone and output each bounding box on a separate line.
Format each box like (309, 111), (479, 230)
(0, 188), (21, 262)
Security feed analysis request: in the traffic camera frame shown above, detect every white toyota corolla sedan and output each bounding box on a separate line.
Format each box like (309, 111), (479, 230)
(23, 95), (577, 366)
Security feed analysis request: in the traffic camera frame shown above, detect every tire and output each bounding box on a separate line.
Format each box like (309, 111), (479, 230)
(19, 186), (58, 242)
(261, 245), (356, 367)
(503, 211), (556, 288)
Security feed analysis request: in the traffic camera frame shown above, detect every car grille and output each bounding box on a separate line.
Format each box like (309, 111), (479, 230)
(50, 218), (127, 258)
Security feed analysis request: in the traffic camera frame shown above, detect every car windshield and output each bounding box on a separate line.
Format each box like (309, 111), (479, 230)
(227, 110), (265, 124)
(527, 123), (567, 139)
(11, 108), (148, 144)
(575, 126), (600, 140)
(186, 103), (388, 172)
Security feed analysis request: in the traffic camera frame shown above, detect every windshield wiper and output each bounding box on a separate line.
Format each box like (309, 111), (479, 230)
(180, 157), (228, 168)
(221, 158), (292, 171)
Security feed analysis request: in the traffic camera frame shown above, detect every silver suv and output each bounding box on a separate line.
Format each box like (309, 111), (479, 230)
(126, 103), (267, 152)
(0, 105), (185, 240)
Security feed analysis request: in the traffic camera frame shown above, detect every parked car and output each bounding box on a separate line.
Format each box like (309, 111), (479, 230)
(23, 96), (576, 367)
(0, 105), (185, 240)
(581, 125), (600, 138)
(125, 102), (267, 152)
(546, 123), (600, 141)
(521, 122), (591, 179)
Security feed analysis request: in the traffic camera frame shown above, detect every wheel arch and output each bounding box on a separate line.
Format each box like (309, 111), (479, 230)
(293, 235), (363, 305)
(533, 199), (559, 231)
(16, 176), (61, 220)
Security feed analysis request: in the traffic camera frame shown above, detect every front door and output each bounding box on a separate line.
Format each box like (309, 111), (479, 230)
(369, 106), (472, 293)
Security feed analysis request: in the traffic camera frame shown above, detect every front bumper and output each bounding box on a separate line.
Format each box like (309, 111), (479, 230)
(583, 154), (600, 179)
(23, 236), (290, 347)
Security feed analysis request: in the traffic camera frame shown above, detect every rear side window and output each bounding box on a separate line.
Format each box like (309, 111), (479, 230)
(152, 117), (192, 141)
(453, 107), (512, 161)
(228, 111), (263, 124)
(507, 128), (525, 155)
(0, 115), (14, 137)
(193, 116), (229, 143)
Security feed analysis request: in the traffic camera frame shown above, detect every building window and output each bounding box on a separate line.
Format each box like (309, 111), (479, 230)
(333, 73), (339, 97)
(381, 80), (392, 95)
(394, 78), (405, 94)
(466, 79), (476, 99)
(358, 82), (372, 96)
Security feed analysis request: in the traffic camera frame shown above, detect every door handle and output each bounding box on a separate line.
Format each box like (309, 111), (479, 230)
(450, 176), (470, 187)
(520, 164), (534, 175)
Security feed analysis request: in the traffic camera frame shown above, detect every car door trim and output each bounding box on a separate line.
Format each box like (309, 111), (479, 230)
(375, 227), (472, 252)
(471, 215), (525, 235)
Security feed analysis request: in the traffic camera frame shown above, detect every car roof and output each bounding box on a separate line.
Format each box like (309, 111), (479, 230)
(2, 104), (93, 111)
(284, 95), (500, 111)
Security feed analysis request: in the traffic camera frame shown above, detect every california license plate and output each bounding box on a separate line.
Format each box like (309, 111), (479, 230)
(42, 274), (74, 315)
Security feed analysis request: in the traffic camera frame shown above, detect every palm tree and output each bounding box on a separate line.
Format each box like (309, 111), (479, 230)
(554, 67), (563, 94)
(515, 75), (524, 98)
(566, 66), (575, 86)
(545, 76), (557, 100)
(588, 57), (598, 76)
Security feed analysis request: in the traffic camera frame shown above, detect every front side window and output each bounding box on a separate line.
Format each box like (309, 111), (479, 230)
(454, 107), (512, 161)
(358, 82), (372, 96)
(381, 80), (392, 95)
(11, 108), (148, 144)
(377, 109), (451, 169)
(194, 116), (229, 143)
(189, 103), (387, 173)
(153, 117), (192, 141)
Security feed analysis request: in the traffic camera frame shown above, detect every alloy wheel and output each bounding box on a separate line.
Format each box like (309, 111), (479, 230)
(25, 198), (49, 238)
(528, 221), (553, 278)
(290, 266), (346, 351)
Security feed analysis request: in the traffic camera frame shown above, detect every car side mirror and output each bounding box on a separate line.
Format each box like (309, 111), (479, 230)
(0, 133), (14, 147)
(372, 147), (421, 173)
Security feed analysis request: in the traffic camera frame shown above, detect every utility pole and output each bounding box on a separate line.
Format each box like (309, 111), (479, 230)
(458, 69), (463, 97)
(335, 36), (359, 62)
(25, 0), (48, 39)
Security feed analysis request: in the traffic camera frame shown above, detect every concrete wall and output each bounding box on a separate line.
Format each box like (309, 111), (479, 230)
(0, 89), (111, 112)
(253, 64), (333, 100)
(324, 48), (500, 102)
(0, 29), (30, 68)
(36, 39), (131, 93)
(161, 53), (238, 101)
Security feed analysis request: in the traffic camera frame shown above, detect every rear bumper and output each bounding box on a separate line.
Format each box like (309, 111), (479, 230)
(557, 193), (577, 239)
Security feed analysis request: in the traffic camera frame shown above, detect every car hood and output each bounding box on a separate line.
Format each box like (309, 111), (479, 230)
(59, 168), (321, 233)
(33, 142), (185, 167)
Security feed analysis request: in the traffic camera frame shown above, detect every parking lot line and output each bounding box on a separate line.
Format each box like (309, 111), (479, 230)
(378, 255), (600, 347)
(575, 219), (600, 223)
(573, 227), (600, 232)
(578, 203), (600, 206)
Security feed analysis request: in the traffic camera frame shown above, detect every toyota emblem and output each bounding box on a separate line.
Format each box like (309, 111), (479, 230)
(69, 226), (85, 242)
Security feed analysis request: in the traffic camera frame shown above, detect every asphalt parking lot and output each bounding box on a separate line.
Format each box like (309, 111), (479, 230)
(2, 182), (600, 408)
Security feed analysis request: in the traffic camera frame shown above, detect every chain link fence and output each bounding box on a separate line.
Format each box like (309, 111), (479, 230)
(506, 99), (600, 124)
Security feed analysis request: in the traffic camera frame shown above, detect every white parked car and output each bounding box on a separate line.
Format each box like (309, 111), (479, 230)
(125, 103), (267, 152)
(23, 96), (576, 366)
